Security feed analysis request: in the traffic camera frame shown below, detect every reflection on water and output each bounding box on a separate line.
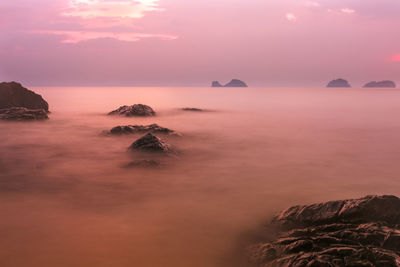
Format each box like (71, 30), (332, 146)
(1, 87), (400, 267)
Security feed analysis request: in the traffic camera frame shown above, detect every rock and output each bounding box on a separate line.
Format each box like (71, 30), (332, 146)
(212, 81), (223, 87)
(247, 195), (400, 267)
(128, 133), (172, 153)
(224, 79), (248, 87)
(364, 81), (396, 88)
(109, 124), (179, 135)
(211, 79), (248, 87)
(327, 79), (351, 88)
(0, 107), (49, 121)
(182, 108), (203, 112)
(123, 159), (161, 168)
(108, 104), (155, 117)
(0, 82), (49, 111)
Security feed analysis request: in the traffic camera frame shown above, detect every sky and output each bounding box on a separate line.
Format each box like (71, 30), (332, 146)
(1, 0), (400, 87)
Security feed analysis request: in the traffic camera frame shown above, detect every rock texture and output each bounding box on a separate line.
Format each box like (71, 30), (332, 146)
(327, 79), (352, 88)
(109, 124), (178, 135)
(364, 81), (396, 88)
(129, 133), (172, 153)
(212, 81), (223, 87)
(0, 82), (49, 111)
(108, 104), (155, 117)
(248, 195), (400, 267)
(0, 107), (49, 121)
(212, 79), (248, 87)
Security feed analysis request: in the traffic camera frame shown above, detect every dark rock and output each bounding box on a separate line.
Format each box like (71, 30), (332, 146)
(247, 195), (400, 267)
(0, 82), (49, 111)
(0, 107), (49, 121)
(224, 79), (248, 87)
(123, 159), (161, 168)
(211, 79), (248, 87)
(212, 81), (223, 87)
(364, 81), (396, 88)
(182, 108), (203, 112)
(108, 104), (155, 117)
(109, 124), (179, 135)
(327, 79), (351, 88)
(128, 133), (172, 153)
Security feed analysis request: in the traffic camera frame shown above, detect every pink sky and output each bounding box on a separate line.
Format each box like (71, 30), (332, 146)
(0, 0), (399, 86)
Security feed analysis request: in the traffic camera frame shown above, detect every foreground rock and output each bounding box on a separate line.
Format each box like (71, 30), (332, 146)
(109, 124), (179, 135)
(212, 79), (248, 87)
(0, 82), (49, 111)
(364, 81), (396, 88)
(248, 195), (400, 267)
(0, 107), (48, 121)
(129, 133), (172, 153)
(108, 104), (155, 117)
(327, 79), (351, 88)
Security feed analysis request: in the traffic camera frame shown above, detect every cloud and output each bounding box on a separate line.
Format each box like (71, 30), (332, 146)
(341, 8), (356, 14)
(64, 0), (162, 19)
(305, 1), (320, 8)
(286, 13), (297, 22)
(34, 30), (178, 43)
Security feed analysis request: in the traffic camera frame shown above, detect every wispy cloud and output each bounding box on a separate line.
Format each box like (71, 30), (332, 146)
(341, 8), (356, 14)
(286, 13), (297, 22)
(305, 1), (320, 8)
(34, 30), (178, 43)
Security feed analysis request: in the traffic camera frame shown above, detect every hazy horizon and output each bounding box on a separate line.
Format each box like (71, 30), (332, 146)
(1, 0), (400, 87)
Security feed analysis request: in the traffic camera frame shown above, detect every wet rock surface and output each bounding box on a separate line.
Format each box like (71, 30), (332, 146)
(109, 124), (178, 135)
(248, 195), (400, 267)
(108, 104), (155, 117)
(129, 133), (172, 153)
(0, 107), (49, 121)
(0, 82), (49, 111)
(364, 81), (396, 88)
(327, 79), (352, 88)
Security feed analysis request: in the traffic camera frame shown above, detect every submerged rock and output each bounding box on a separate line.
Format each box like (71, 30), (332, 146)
(182, 108), (203, 112)
(109, 124), (178, 135)
(248, 195), (400, 267)
(108, 104), (155, 117)
(364, 81), (396, 88)
(0, 107), (49, 121)
(129, 133), (172, 153)
(123, 159), (161, 168)
(327, 79), (351, 88)
(211, 79), (248, 87)
(212, 81), (223, 87)
(0, 82), (49, 111)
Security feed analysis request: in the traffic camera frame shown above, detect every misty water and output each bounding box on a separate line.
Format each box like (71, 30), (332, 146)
(1, 87), (400, 267)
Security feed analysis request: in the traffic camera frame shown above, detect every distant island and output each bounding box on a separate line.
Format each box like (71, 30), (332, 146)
(211, 79), (248, 87)
(363, 80), (396, 88)
(327, 78), (351, 88)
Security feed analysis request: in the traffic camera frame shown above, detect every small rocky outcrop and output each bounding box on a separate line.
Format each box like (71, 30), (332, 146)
(364, 81), (396, 88)
(212, 81), (223, 87)
(0, 107), (49, 121)
(108, 104), (155, 117)
(0, 82), (49, 111)
(123, 159), (161, 168)
(248, 195), (400, 267)
(182, 108), (203, 112)
(129, 133), (172, 153)
(327, 79), (351, 88)
(109, 124), (179, 135)
(212, 79), (248, 87)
